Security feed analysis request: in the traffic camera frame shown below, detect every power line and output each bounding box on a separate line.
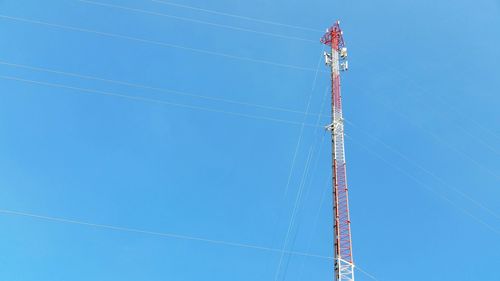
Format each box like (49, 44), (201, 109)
(355, 266), (381, 281)
(77, 0), (316, 43)
(435, 95), (500, 142)
(274, 135), (317, 281)
(0, 75), (321, 127)
(345, 119), (500, 220)
(340, 68), (499, 183)
(296, 176), (330, 281)
(282, 50), (324, 197)
(0, 207), (383, 280)
(0, 14), (322, 73)
(279, 133), (328, 281)
(264, 83), (328, 281)
(343, 67), (500, 212)
(355, 83), (500, 182)
(355, 63), (500, 157)
(0, 208), (331, 259)
(151, 0), (323, 33)
(0, 60), (325, 118)
(360, 60), (500, 142)
(344, 134), (500, 235)
(274, 53), (327, 281)
(278, 68), (332, 281)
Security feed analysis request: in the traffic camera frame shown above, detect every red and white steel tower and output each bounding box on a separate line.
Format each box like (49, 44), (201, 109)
(321, 21), (354, 281)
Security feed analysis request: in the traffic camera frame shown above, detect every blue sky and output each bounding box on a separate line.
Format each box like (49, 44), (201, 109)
(0, 0), (499, 280)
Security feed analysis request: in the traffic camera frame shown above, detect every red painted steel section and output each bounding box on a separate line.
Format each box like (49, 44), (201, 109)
(321, 22), (345, 51)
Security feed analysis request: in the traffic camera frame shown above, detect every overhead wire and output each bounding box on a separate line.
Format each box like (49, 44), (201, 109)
(282, 50), (324, 197)
(0, 207), (382, 280)
(0, 75), (321, 128)
(151, 0), (323, 33)
(291, 88), (335, 281)
(0, 60), (325, 118)
(435, 95), (500, 142)
(342, 81), (500, 230)
(274, 135), (316, 281)
(355, 266), (381, 281)
(337, 62), (499, 182)
(0, 208), (331, 259)
(344, 134), (500, 235)
(361, 62), (500, 158)
(274, 54), (328, 281)
(278, 72), (332, 281)
(279, 134), (328, 281)
(366, 60), (500, 142)
(345, 119), (500, 220)
(262, 77), (326, 280)
(296, 176), (330, 281)
(317, 61), (500, 220)
(77, 0), (316, 43)
(0, 15), (322, 73)
(352, 83), (500, 182)
(355, 59), (500, 157)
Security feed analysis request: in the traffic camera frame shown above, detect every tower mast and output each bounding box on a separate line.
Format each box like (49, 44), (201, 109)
(321, 21), (354, 281)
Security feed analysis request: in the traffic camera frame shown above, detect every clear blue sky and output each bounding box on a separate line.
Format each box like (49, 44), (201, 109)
(0, 0), (499, 280)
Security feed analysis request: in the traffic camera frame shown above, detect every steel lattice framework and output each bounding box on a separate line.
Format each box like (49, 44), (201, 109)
(321, 21), (355, 281)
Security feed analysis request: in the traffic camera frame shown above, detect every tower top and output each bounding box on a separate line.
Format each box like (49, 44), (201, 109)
(320, 21), (345, 51)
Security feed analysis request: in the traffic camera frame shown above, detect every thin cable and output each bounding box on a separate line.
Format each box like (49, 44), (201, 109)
(282, 139), (328, 281)
(355, 265), (381, 281)
(0, 60), (325, 118)
(345, 119), (500, 220)
(0, 15), (321, 73)
(77, 0), (316, 43)
(365, 60), (500, 142)
(279, 75), (331, 281)
(433, 96), (500, 155)
(0, 75), (321, 128)
(351, 64), (500, 193)
(350, 82), (500, 181)
(362, 66), (499, 156)
(290, 83), (331, 204)
(296, 174), (330, 281)
(282, 49), (325, 197)
(435, 95), (500, 142)
(348, 86), (500, 221)
(274, 52), (327, 281)
(291, 77), (330, 281)
(151, 0), (323, 33)
(279, 134), (328, 281)
(0, 207), (382, 280)
(278, 109), (329, 277)
(274, 139), (316, 281)
(345, 135), (500, 235)
(0, 208), (332, 259)
(280, 136), (327, 281)
(356, 63), (500, 156)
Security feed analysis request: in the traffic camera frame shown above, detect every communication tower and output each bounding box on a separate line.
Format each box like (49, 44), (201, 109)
(321, 21), (354, 281)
